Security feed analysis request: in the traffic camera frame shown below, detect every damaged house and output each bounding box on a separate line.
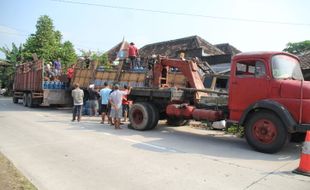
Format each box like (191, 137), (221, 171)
(139, 35), (241, 91)
(299, 51), (310, 81)
(139, 35), (224, 59)
(105, 39), (130, 63)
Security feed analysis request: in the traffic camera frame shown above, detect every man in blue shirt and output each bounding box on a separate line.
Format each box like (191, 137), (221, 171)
(53, 58), (61, 76)
(99, 82), (112, 124)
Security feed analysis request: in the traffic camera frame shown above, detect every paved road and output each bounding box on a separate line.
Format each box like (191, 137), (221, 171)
(0, 97), (309, 190)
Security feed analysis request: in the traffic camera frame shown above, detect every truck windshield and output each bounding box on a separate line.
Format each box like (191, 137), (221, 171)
(271, 55), (304, 80)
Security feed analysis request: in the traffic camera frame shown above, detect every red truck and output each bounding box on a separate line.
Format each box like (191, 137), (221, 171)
(128, 51), (310, 153)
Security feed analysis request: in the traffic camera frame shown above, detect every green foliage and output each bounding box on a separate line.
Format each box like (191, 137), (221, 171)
(1, 15), (77, 91)
(23, 15), (77, 67)
(226, 125), (244, 137)
(99, 53), (109, 66)
(59, 41), (77, 69)
(0, 43), (23, 66)
(79, 50), (110, 67)
(0, 43), (23, 90)
(283, 40), (310, 54)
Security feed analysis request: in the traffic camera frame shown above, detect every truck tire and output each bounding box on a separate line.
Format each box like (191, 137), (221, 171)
(23, 93), (28, 107)
(245, 111), (288, 153)
(147, 103), (159, 130)
(27, 93), (34, 107)
(167, 117), (189, 126)
(13, 97), (18, 104)
(129, 102), (153, 131)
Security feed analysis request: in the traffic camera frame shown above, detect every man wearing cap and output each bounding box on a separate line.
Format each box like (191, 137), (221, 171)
(109, 84), (129, 129)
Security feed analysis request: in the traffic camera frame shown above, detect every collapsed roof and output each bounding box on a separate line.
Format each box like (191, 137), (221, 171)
(139, 35), (225, 58)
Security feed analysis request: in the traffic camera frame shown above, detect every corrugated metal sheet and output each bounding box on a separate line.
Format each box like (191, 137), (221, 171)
(14, 60), (43, 91)
(72, 68), (187, 89)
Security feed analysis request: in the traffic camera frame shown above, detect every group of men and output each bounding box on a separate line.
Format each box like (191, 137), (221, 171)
(70, 41), (138, 127)
(71, 82), (130, 129)
(45, 58), (62, 80)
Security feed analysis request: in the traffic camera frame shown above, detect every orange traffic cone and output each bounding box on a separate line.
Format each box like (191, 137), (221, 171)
(293, 131), (310, 176)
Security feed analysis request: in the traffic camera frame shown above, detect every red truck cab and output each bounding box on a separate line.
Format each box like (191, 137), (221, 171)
(228, 51), (310, 153)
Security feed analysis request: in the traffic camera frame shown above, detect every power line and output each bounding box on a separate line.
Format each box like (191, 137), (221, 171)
(0, 30), (28, 37)
(0, 29), (101, 51)
(51, 0), (310, 26)
(0, 24), (31, 34)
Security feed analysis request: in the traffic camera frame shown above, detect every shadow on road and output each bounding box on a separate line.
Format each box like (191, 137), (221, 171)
(1, 97), (301, 162)
(65, 119), (302, 162)
(0, 100), (71, 113)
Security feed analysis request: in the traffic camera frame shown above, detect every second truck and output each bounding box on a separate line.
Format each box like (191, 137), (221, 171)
(128, 51), (310, 153)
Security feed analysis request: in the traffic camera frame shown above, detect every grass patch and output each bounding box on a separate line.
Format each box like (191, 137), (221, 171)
(0, 152), (37, 190)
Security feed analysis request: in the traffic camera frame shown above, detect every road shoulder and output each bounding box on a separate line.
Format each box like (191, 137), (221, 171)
(0, 152), (37, 190)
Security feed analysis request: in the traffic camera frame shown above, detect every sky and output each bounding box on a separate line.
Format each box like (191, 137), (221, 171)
(1, 0), (310, 59)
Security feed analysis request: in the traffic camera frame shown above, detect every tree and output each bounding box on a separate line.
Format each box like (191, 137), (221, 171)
(23, 15), (77, 68)
(99, 53), (109, 66)
(0, 43), (23, 91)
(0, 43), (23, 66)
(59, 41), (77, 68)
(79, 50), (109, 66)
(283, 40), (310, 54)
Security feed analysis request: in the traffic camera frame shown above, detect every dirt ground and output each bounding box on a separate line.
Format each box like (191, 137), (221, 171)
(0, 152), (37, 190)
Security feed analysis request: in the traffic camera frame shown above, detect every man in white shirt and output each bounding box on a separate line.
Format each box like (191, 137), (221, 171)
(71, 83), (84, 122)
(109, 84), (129, 129)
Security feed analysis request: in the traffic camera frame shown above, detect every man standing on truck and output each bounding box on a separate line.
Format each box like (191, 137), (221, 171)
(66, 64), (75, 87)
(53, 58), (61, 77)
(99, 82), (112, 124)
(128, 42), (139, 70)
(72, 83), (84, 122)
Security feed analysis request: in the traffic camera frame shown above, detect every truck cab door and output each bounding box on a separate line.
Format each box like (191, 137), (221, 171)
(229, 59), (270, 120)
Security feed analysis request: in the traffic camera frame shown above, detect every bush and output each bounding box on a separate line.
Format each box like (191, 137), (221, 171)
(226, 124), (244, 137)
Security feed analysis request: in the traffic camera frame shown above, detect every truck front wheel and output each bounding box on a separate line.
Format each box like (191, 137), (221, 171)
(245, 111), (288, 153)
(129, 103), (154, 131)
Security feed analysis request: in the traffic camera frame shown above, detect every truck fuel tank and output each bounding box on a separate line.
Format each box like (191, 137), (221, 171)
(166, 104), (224, 122)
(166, 104), (195, 119)
(192, 109), (224, 122)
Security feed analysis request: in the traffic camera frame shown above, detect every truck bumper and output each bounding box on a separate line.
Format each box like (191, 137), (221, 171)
(42, 89), (72, 106)
(295, 124), (310, 132)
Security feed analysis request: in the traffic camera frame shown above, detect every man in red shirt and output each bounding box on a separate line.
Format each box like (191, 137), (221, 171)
(121, 84), (130, 122)
(66, 64), (75, 87)
(128, 42), (139, 70)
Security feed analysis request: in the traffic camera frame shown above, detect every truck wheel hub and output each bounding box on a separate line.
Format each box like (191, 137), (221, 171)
(253, 119), (277, 144)
(133, 110), (143, 124)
